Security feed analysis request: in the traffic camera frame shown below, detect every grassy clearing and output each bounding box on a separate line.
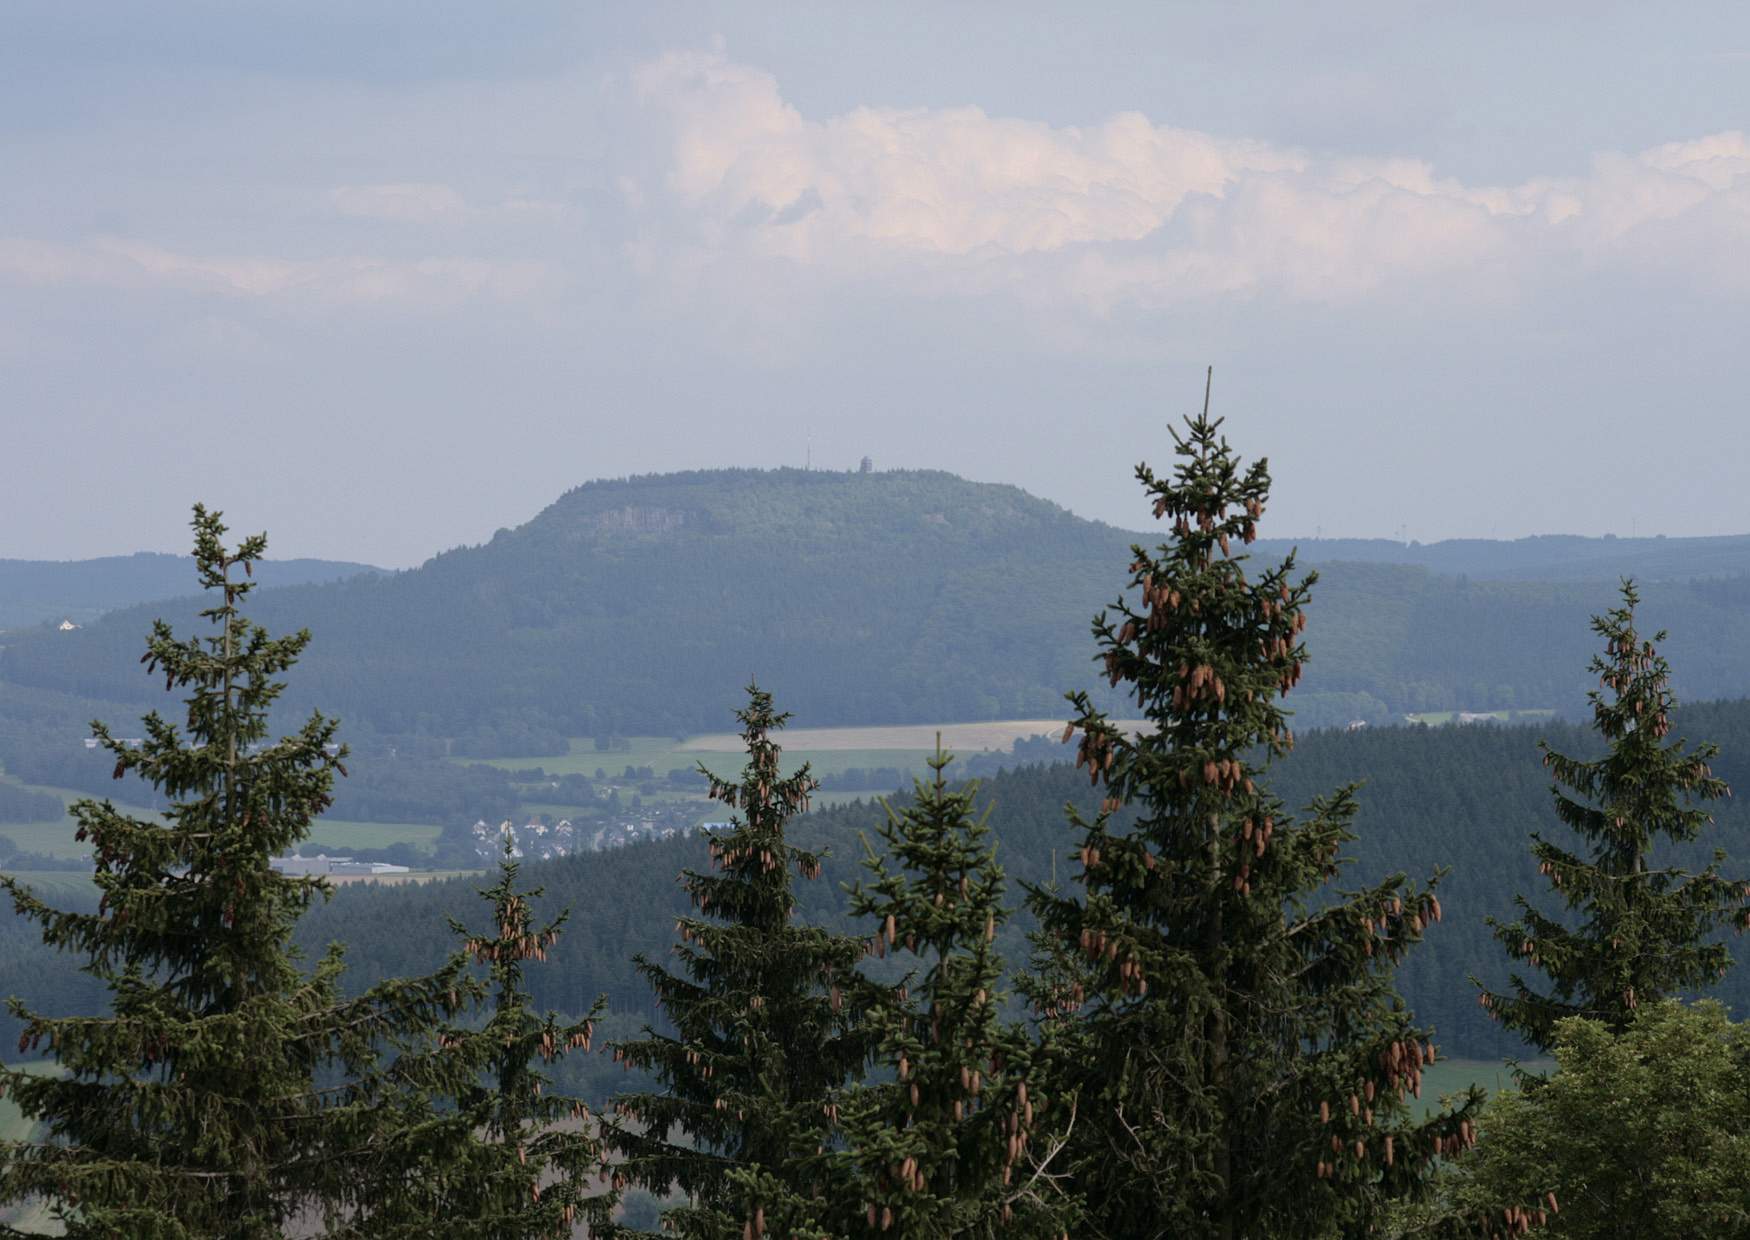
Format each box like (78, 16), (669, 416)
(474, 737), (949, 782)
(304, 820), (442, 854)
(1415, 1057), (1551, 1116)
(472, 720), (1145, 791)
(680, 720), (1085, 753)
(0, 872), (98, 904)
(0, 1063), (60, 1142)
(322, 869), (482, 887)
(1403, 709), (1556, 727)
(0, 785), (166, 861)
(2, 811), (437, 860)
(0, 1065), (67, 1234)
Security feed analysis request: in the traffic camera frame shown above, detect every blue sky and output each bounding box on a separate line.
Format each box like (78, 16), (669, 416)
(4, 3), (1748, 566)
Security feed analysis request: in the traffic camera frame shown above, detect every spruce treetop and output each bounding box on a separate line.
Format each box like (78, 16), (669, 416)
(608, 684), (870, 1240)
(345, 847), (618, 1238)
(1478, 579), (1744, 1049)
(832, 744), (1076, 1237)
(0, 505), (472, 1238)
(1027, 377), (1477, 1239)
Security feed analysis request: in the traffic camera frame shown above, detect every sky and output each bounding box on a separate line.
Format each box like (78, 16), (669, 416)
(3, 2), (1748, 568)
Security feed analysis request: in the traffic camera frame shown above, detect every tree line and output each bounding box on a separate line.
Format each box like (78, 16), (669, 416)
(5, 402), (1749, 1235)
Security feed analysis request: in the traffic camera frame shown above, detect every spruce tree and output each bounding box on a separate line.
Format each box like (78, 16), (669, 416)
(1476, 580), (1743, 1050)
(0, 506), (471, 1237)
(607, 685), (871, 1239)
(1026, 380), (1478, 1240)
(829, 744), (1077, 1238)
(346, 847), (619, 1237)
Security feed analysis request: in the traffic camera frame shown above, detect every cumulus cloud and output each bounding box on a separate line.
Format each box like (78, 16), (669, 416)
(630, 49), (1750, 311)
(0, 236), (552, 307)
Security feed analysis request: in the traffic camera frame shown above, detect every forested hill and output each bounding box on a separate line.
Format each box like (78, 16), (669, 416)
(1, 470), (1135, 738)
(0, 552), (380, 631)
(7, 469), (1750, 742)
(1255, 532), (1750, 583)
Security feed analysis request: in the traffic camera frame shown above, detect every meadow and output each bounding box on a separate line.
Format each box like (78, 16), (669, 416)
(469, 719), (1132, 787)
(2, 803), (439, 864)
(1415, 1058), (1550, 1118)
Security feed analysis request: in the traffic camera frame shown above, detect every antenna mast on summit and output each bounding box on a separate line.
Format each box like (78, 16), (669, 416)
(806, 435), (812, 471)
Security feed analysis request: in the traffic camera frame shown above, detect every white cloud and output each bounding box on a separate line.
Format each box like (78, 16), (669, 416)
(630, 49), (1750, 311)
(0, 236), (552, 307)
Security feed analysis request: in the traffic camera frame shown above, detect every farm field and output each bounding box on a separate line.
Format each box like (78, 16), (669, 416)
(303, 819), (442, 854)
(680, 719), (1087, 753)
(0, 1063), (62, 1141)
(322, 869), (482, 887)
(1, 803), (438, 863)
(0, 1063), (66, 1235)
(1403, 709), (1556, 727)
(0, 872), (97, 904)
(473, 719), (1148, 788)
(1415, 1057), (1550, 1117)
(0, 785), (164, 861)
(473, 736), (938, 782)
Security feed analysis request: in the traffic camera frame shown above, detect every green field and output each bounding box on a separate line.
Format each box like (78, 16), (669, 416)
(0, 872), (98, 904)
(481, 721), (1090, 777)
(0, 1064), (66, 1234)
(1403, 709), (1556, 727)
(474, 737), (943, 784)
(1415, 1057), (1550, 1116)
(1, 797), (439, 862)
(0, 1063), (59, 1142)
(0, 784), (168, 861)
(303, 819), (442, 854)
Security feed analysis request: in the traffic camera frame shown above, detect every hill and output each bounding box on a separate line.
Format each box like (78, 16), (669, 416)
(0, 551), (381, 631)
(1256, 532), (1750, 583)
(6, 470), (1750, 752)
(0, 470), (1134, 742)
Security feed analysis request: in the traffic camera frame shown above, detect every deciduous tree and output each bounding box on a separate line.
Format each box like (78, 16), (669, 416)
(1441, 1001), (1750, 1237)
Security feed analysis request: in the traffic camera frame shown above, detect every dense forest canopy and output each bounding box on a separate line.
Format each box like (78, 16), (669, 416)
(7, 470), (1750, 751)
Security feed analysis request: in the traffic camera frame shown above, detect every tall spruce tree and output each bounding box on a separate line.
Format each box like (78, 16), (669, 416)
(829, 744), (1077, 1238)
(1476, 580), (1743, 1050)
(344, 847), (619, 1237)
(606, 685), (871, 1240)
(1025, 380), (1479, 1240)
(0, 506), (471, 1237)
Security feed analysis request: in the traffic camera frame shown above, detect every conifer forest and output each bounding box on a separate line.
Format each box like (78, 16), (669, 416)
(6, 386), (1750, 1238)
(8, 9), (1750, 1236)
